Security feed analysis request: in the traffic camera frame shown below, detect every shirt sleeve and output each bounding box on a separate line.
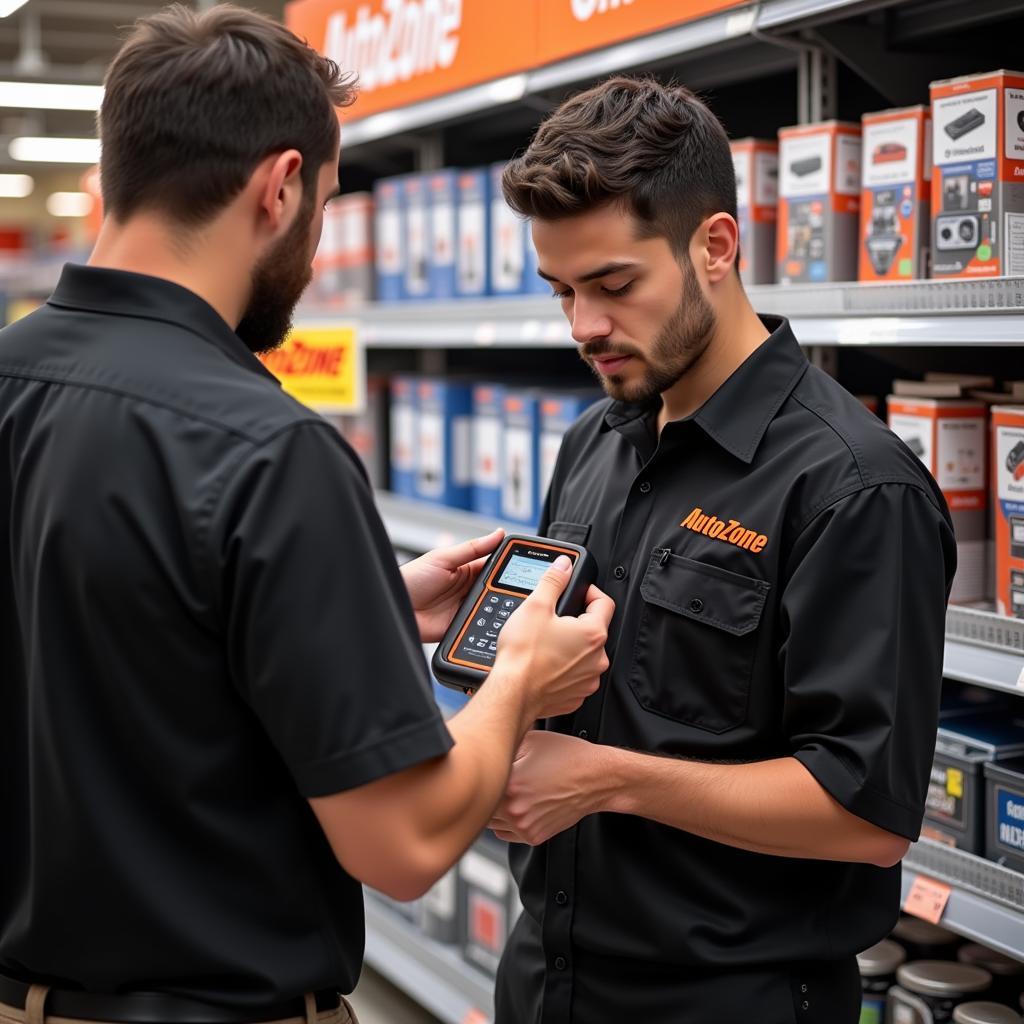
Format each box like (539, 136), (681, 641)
(781, 482), (956, 840)
(212, 420), (452, 798)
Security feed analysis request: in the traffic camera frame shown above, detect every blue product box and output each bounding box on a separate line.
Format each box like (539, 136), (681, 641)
(402, 173), (431, 301)
(471, 383), (505, 518)
(373, 176), (405, 302)
(427, 169), (458, 300)
(456, 168), (489, 298)
(415, 379), (474, 509)
(522, 220), (550, 296)
(501, 389), (541, 526)
(489, 162), (526, 296)
(539, 392), (599, 502)
(388, 375), (418, 497)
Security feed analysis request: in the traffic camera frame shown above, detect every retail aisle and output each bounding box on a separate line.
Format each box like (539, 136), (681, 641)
(348, 968), (442, 1024)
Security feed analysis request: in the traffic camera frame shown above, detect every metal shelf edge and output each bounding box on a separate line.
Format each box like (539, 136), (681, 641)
(943, 639), (1024, 695)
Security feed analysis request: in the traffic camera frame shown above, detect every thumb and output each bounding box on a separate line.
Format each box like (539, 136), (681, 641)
(527, 556), (573, 608)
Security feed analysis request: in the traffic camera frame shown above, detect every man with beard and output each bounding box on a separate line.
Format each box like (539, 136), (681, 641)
(489, 77), (956, 1024)
(0, 6), (614, 1024)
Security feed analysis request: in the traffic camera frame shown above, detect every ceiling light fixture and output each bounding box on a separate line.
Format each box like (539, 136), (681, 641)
(0, 82), (104, 111)
(0, 173), (34, 198)
(47, 191), (94, 218)
(9, 137), (101, 164)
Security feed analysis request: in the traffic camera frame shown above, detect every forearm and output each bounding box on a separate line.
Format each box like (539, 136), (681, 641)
(590, 747), (908, 867)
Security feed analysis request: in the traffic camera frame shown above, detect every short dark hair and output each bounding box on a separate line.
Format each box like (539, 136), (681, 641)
(502, 76), (736, 258)
(99, 3), (356, 226)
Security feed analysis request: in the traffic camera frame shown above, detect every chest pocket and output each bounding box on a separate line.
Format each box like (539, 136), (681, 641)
(546, 521), (591, 546)
(628, 550), (769, 733)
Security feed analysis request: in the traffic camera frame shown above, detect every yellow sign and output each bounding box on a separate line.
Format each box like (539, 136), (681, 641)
(6, 297), (42, 325)
(261, 323), (364, 414)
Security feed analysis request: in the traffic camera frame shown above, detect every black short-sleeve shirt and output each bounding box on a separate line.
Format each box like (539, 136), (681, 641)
(501, 316), (956, 1022)
(0, 265), (452, 1005)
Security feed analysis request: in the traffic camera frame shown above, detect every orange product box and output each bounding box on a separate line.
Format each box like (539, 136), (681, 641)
(860, 106), (931, 281)
(777, 121), (861, 283)
(888, 396), (988, 604)
(930, 70), (1024, 279)
(731, 139), (778, 285)
(338, 192), (374, 305)
(992, 406), (1024, 619)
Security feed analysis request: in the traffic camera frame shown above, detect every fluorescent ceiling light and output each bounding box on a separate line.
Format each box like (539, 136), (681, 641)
(0, 1), (30, 16)
(9, 136), (101, 164)
(47, 191), (94, 217)
(0, 173), (33, 198)
(0, 81), (104, 111)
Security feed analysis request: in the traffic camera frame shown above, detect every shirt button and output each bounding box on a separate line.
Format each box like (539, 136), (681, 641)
(688, 597), (704, 613)
(613, 565), (627, 580)
(554, 890), (568, 906)
(578, 729), (589, 739)
(639, 481), (652, 494)
(554, 956), (568, 971)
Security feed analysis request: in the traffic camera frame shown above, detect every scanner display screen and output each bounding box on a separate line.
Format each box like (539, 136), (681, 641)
(498, 554), (550, 592)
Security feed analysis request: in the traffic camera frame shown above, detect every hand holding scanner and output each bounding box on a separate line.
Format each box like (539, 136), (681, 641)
(432, 534), (597, 692)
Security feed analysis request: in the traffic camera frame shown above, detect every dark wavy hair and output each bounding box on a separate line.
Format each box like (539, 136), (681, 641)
(99, 3), (356, 226)
(502, 76), (736, 258)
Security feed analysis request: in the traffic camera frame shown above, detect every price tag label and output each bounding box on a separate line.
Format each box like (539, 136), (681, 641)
(904, 874), (952, 924)
(462, 1012), (489, 1024)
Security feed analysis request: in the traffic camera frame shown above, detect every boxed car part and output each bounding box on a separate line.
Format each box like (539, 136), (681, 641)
(952, 1004), (1023, 1024)
(923, 714), (1024, 852)
(992, 406), (1024, 619)
(388, 375), (417, 497)
(777, 121), (861, 283)
(339, 192), (375, 306)
(459, 832), (516, 977)
(891, 919), (962, 962)
(957, 944), (1024, 1007)
(930, 71), (1024, 279)
(471, 383), (505, 518)
(539, 392), (600, 502)
(374, 176), (405, 302)
(427, 169), (458, 300)
(889, 962), (992, 1023)
(887, 397), (988, 603)
(858, 939), (907, 1024)
(731, 138), (778, 284)
(415, 379), (473, 510)
(984, 757), (1024, 874)
(860, 106), (931, 281)
(456, 168), (490, 298)
(334, 375), (388, 489)
(402, 173), (431, 300)
(501, 389), (541, 526)
(522, 220), (550, 295)
(311, 200), (344, 304)
(490, 162), (526, 295)
(418, 866), (463, 946)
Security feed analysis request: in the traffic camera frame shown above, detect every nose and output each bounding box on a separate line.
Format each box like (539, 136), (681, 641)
(569, 295), (613, 346)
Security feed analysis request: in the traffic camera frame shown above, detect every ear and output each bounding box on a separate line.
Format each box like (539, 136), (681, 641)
(255, 149), (305, 233)
(697, 212), (739, 284)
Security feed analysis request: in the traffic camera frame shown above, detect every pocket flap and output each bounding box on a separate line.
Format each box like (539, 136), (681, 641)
(640, 551), (769, 636)
(546, 521), (591, 545)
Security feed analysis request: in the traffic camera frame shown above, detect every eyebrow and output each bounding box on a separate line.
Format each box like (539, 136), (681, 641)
(537, 260), (641, 285)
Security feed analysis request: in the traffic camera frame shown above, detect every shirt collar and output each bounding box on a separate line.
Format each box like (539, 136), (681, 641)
(602, 315), (807, 465)
(47, 263), (280, 384)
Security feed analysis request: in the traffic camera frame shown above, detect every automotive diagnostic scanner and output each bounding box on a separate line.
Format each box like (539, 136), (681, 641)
(432, 534), (597, 693)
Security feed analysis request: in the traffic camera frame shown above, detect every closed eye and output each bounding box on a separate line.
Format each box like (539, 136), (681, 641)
(602, 281), (634, 297)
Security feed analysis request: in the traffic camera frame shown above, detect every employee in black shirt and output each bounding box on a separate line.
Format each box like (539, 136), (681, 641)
(490, 77), (956, 1024)
(0, 7), (614, 1024)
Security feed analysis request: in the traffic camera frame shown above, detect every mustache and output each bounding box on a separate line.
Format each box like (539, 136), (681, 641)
(580, 341), (640, 360)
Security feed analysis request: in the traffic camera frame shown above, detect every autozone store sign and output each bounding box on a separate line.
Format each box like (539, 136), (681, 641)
(285, 0), (749, 119)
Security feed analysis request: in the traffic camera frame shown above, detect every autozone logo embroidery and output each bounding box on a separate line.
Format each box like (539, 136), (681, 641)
(680, 507), (769, 554)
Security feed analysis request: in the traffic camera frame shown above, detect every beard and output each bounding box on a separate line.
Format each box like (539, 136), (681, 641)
(581, 257), (716, 405)
(235, 194), (316, 355)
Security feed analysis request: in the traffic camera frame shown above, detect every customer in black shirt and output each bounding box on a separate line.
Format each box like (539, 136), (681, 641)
(0, 7), (613, 1022)
(490, 76), (956, 1024)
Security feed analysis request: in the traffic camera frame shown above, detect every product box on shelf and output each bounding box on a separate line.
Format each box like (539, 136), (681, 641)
(456, 168), (490, 298)
(983, 756), (1024, 873)
(415, 379), (473, 510)
(388, 375), (417, 497)
(887, 396), (988, 603)
(471, 383), (505, 518)
(374, 176), (405, 302)
(777, 121), (861, 283)
(418, 866), (463, 946)
(334, 375), (388, 489)
(490, 162), (526, 296)
(459, 832), (518, 977)
(923, 714), (1024, 852)
(731, 138), (778, 285)
(522, 221), (550, 295)
(992, 405), (1024, 619)
(339, 192), (375, 306)
(930, 70), (1024, 279)
(539, 392), (600, 503)
(859, 106), (931, 281)
(402, 173), (431, 301)
(427, 169), (458, 300)
(501, 389), (541, 527)
(311, 201), (344, 304)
